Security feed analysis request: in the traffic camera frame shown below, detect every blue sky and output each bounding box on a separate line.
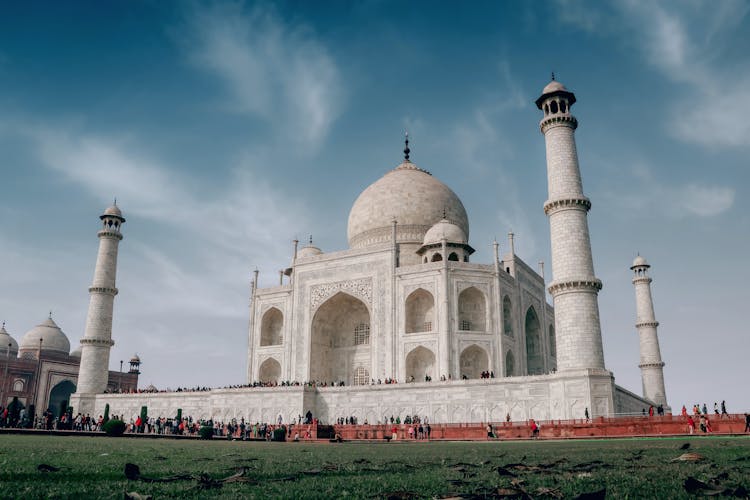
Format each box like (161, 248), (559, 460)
(1, 1), (748, 412)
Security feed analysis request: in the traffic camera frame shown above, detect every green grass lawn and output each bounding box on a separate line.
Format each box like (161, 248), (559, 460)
(0, 434), (748, 499)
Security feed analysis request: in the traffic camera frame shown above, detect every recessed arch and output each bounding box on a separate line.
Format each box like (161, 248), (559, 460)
(12, 379), (24, 392)
(310, 292), (370, 385)
(259, 357), (281, 383)
(505, 350), (515, 377)
(458, 287), (486, 331)
(459, 345), (489, 379)
(503, 295), (513, 337)
(525, 306), (543, 375)
(431, 253), (443, 262)
(448, 252), (459, 261)
(260, 307), (283, 346)
(405, 346), (436, 382)
(405, 288), (435, 333)
(48, 380), (76, 417)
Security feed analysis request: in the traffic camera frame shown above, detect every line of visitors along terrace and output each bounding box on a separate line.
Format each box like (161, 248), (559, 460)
(1, 414), (748, 441)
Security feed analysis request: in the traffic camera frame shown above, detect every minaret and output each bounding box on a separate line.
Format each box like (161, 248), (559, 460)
(76, 202), (125, 394)
(630, 256), (668, 408)
(536, 77), (605, 372)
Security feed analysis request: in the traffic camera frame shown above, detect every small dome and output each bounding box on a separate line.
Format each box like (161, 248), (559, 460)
(19, 317), (71, 356)
(0, 324), (19, 357)
(297, 245), (323, 259)
(145, 384), (157, 392)
(423, 219), (467, 245)
(542, 80), (568, 94)
(103, 204), (122, 217)
(130, 354), (141, 364)
(69, 346), (82, 359)
(631, 255), (650, 268)
(348, 161), (469, 249)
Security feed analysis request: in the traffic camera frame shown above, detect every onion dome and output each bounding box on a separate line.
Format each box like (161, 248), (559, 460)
(535, 75), (576, 109)
(19, 316), (71, 356)
(423, 219), (468, 245)
(296, 236), (323, 259)
(348, 162), (468, 249)
(69, 346), (82, 359)
(130, 354), (141, 364)
(0, 323), (19, 357)
(101, 201), (125, 222)
(631, 255), (650, 269)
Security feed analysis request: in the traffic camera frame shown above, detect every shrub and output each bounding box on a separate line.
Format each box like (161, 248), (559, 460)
(102, 419), (126, 437)
(199, 426), (214, 440)
(272, 428), (287, 442)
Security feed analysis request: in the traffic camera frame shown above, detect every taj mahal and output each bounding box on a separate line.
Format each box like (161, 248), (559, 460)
(7, 78), (669, 424)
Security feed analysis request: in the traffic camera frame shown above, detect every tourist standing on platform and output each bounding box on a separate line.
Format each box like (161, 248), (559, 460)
(721, 401), (728, 418)
(744, 413), (750, 432)
(686, 415), (695, 434)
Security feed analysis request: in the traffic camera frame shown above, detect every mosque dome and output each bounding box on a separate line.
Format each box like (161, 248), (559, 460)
(348, 161), (469, 249)
(631, 255), (649, 268)
(423, 219), (467, 246)
(297, 244), (323, 259)
(102, 203), (123, 219)
(542, 80), (567, 94)
(0, 323), (19, 357)
(19, 317), (71, 356)
(69, 346), (82, 359)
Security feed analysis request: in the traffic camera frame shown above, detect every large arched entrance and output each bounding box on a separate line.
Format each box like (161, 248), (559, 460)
(525, 306), (544, 375)
(505, 350), (515, 377)
(258, 358), (281, 383)
(458, 287), (486, 331)
(310, 292), (371, 385)
(459, 345), (489, 379)
(405, 346), (436, 382)
(48, 380), (76, 417)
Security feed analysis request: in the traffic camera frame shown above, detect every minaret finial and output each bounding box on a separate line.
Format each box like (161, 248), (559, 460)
(49, 310), (53, 319)
(309, 234), (313, 245)
(442, 207), (446, 219)
(551, 71), (555, 81)
(113, 197), (117, 206)
(403, 132), (410, 162)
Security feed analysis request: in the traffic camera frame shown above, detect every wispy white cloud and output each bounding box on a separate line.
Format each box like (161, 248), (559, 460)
(603, 162), (735, 218)
(556, 0), (750, 148)
(179, 2), (344, 150)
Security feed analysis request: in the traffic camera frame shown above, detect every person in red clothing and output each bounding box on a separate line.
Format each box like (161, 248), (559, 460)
(648, 405), (654, 417)
(686, 415), (695, 434)
(529, 419), (539, 438)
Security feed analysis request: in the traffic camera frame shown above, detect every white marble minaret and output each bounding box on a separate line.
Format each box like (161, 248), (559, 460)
(76, 203), (125, 394)
(630, 255), (668, 408)
(536, 78), (605, 372)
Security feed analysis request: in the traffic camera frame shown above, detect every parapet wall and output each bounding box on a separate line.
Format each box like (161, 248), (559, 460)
(71, 370), (629, 424)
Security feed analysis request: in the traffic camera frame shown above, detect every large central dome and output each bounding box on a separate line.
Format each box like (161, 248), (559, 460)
(348, 161), (469, 249)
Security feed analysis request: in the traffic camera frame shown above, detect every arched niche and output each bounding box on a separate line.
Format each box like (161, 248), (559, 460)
(405, 346), (435, 382)
(458, 287), (486, 331)
(48, 380), (76, 418)
(459, 345), (489, 379)
(259, 357), (281, 383)
(405, 288), (435, 333)
(310, 292), (370, 385)
(503, 295), (513, 337)
(525, 306), (544, 375)
(260, 307), (283, 346)
(505, 350), (515, 377)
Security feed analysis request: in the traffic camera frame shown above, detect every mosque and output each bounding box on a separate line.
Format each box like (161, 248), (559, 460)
(64, 79), (669, 423)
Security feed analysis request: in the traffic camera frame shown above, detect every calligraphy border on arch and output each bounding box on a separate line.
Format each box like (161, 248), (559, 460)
(310, 278), (373, 310)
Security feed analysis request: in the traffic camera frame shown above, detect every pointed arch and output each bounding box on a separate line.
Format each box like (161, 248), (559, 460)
(503, 295), (513, 337)
(405, 288), (435, 333)
(458, 287), (486, 331)
(525, 306), (543, 375)
(310, 292), (371, 385)
(48, 380), (76, 418)
(259, 358), (281, 383)
(459, 344), (489, 379)
(260, 307), (283, 346)
(448, 252), (459, 261)
(431, 253), (443, 262)
(405, 346), (436, 382)
(505, 350), (515, 377)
